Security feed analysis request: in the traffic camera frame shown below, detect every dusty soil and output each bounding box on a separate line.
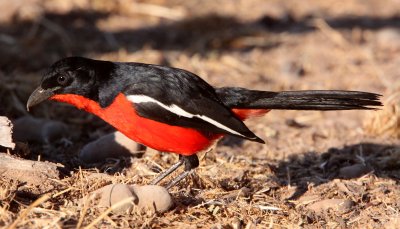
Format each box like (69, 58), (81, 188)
(1, 0), (400, 228)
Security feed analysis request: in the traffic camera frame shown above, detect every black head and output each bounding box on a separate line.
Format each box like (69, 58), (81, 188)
(27, 57), (113, 110)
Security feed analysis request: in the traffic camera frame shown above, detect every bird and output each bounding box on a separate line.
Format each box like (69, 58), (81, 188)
(27, 57), (382, 188)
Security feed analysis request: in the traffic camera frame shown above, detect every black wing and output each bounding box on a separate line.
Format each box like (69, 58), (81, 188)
(121, 64), (264, 143)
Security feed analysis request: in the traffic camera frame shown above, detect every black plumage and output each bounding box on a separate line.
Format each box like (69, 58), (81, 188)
(33, 57), (382, 144)
(216, 87), (382, 110)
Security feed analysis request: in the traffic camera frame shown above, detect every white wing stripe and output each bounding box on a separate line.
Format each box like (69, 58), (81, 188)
(126, 95), (246, 137)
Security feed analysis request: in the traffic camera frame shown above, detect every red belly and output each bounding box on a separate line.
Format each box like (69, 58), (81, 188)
(51, 93), (269, 155)
(51, 93), (221, 155)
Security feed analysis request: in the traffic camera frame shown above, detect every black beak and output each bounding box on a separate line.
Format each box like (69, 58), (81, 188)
(26, 87), (55, 111)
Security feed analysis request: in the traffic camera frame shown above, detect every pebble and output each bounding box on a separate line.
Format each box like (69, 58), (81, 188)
(94, 184), (172, 214)
(376, 28), (400, 50)
(12, 116), (68, 144)
(79, 131), (145, 163)
(307, 199), (354, 213)
(129, 185), (173, 213)
(339, 164), (371, 179)
(96, 184), (137, 213)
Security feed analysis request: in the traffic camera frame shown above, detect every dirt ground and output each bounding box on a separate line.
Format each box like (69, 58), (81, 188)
(1, 0), (400, 228)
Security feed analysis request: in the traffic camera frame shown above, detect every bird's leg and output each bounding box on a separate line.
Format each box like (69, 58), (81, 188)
(149, 154), (200, 189)
(150, 159), (184, 185)
(165, 154), (199, 189)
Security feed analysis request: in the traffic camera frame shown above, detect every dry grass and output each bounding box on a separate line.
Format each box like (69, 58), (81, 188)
(1, 0), (400, 228)
(365, 91), (400, 138)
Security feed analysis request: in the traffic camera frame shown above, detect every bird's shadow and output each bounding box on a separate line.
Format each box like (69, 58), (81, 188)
(271, 142), (400, 200)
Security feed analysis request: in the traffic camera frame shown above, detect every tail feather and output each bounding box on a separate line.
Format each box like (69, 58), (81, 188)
(216, 87), (382, 110)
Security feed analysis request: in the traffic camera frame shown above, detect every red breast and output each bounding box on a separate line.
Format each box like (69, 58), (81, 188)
(51, 93), (222, 155)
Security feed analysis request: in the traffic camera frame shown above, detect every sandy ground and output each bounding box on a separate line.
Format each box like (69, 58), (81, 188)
(0, 0), (400, 228)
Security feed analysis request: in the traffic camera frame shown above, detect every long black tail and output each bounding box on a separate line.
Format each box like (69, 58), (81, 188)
(216, 87), (382, 110)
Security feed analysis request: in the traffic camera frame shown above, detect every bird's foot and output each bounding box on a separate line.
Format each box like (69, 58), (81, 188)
(150, 154), (199, 189)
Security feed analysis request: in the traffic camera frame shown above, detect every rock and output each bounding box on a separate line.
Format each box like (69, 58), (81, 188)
(96, 184), (137, 214)
(307, 199), (354, 213)
(339, 164), (371, 179)
(94, 184), (172, 214)
(12, 116), (68, 144)
(129, 185), (173, 213)
(0, 116), (15, 149)
(79, 131), (145, 163)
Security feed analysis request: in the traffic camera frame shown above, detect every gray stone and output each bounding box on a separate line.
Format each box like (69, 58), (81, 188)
(79, 131), (144, 163)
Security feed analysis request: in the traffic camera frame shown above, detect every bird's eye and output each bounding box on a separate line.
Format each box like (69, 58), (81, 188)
(57, 75), (67, 85)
